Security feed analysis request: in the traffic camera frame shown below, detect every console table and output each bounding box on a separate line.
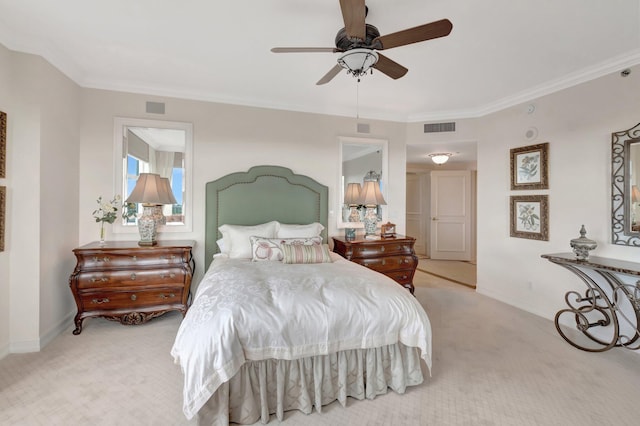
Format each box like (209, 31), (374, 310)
(541, 253), (640, 352)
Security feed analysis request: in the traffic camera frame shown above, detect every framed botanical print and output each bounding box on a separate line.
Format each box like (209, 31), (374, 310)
(510, 142), (549, 190)
(510, 195), (549, 241)
(0, 111), (6, 178)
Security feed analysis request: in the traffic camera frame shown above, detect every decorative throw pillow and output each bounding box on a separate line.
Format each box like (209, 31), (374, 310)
(282, 243), (332, 264)
(218, 221), (279, 259)
(277, 222), (325, 238)
(250, 236), (322, 261)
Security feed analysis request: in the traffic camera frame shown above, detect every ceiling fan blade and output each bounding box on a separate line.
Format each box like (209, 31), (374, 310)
(374, 19), (453, 50)
(316, 64), (344, 85)
(339, 0), (366, 40)
(271, 47), (340, 53)
(373, 54), (408, 80)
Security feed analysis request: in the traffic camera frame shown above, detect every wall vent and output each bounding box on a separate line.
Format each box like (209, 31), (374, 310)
(357, 123), (370, 134)
(424, 122), (456, 133)
(145, 101), (165, 114)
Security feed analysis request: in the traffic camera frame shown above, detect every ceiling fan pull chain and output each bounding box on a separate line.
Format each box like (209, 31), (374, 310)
(356, 78), (360, 119)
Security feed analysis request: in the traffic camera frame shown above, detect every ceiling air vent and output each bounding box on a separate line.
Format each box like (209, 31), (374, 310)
(424, 122), (456, 133)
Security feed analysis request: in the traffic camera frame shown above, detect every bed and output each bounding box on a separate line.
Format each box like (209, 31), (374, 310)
(171, 165), (432, 425)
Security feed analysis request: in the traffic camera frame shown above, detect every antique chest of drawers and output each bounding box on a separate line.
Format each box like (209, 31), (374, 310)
(332, 235), (418, 294)
(69, 240), (195, 334)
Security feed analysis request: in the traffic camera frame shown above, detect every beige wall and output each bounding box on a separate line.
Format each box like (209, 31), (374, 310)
(476, 64), (640, 319)
(0, 43), (12, 357)
(0, 45), (80, 356)
(78, 91), (408, 283)
(3, 40), (640, 357)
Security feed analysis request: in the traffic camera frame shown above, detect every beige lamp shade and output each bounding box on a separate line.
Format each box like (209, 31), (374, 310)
(358, 180), (386, 206)
(344, 183), (362, 205)
(126, 173), (176, 205)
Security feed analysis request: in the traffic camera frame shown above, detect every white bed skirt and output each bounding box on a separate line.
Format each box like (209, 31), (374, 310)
(196, 343), (425, 425)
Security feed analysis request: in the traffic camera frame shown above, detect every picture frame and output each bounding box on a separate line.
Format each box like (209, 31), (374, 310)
(510, 142), (549, 190)
(0, 111), (6, 179)
(0, 186), (5, 252)
(510, 195), (549, 241)
(381, 222), (396, 238)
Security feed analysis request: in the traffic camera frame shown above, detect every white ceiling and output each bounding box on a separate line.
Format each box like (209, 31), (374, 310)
(1, 0), (639, 164)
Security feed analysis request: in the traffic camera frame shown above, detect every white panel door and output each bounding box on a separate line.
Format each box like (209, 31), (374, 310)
(430, 170), (471, 260)
(406, 173), (425, 255)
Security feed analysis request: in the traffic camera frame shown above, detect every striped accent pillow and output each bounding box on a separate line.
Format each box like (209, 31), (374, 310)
(282, 243), (332, 264)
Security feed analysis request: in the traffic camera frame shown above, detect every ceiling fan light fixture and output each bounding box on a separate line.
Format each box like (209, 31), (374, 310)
(337, 48), (379, 77)
(429, 153), (453, 165)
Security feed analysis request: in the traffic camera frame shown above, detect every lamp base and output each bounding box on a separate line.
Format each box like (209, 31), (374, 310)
(137, 204), (164, 246)
(345, 227), (356, 240)
(363, 206), (378, 236)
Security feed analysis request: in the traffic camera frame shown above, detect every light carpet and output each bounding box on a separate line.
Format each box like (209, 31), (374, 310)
(417, 258), (476, 288)
(2, 272), (640, 425)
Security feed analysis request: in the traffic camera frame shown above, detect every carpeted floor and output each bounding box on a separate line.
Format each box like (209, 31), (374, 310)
(417, 258), (476, 288)
(2, 271), (640, 425)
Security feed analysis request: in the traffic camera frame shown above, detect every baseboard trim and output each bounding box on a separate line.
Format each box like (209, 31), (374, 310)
(7, 310), (75, 354)
(40, 311), (75, 349)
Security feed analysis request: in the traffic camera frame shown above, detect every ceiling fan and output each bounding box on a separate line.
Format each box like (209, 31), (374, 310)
(271, 0), (453, 85)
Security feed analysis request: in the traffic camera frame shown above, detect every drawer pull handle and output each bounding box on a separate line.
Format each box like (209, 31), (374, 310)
(380, 246), (385, 252)
(90, 277), (109, 283)
(91, 298), (110, 304)
(381, 260), (386, 265)
(130, 273), (137, 280)
(130, 294), (137, 301)
(159, 293), (175, 299)
(132, 256), (137, 261)
(403, 259), (409, 263)
(161, 273), (176, 279)
(93, 256), (110, 263)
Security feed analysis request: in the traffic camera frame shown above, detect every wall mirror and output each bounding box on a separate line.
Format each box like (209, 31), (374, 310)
(611, 122), (640, 246)
(113, 117), (193, 234)
(337, 136), (388, 230)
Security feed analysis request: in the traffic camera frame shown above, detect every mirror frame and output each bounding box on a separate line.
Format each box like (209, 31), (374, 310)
(611, 122), (640, 246)
(113, 117), (193, 234)
(337, 136), (388, 230)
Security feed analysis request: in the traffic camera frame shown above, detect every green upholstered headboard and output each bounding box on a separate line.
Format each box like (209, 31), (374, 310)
(205, 165), (329, 270)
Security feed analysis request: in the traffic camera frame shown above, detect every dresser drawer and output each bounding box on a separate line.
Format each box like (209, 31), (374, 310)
(359, 255), (417, 272)
(75, 249), (189, 270)
(76, 267), (186, 289)
(79, 288), (184, 311)
(349, 242), (414, 259)
(385, 270), (415, 285)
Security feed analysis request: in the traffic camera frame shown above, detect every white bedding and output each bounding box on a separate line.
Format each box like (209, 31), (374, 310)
(171, 253), (432, 420)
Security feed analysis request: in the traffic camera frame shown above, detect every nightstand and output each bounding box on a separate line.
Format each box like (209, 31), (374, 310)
(332, 235), (418, 294)
(68, 240), (195, 334)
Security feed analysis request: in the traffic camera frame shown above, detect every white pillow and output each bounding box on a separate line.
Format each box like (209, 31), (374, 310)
(216, 238), (226, 254)
(277, 222), (324, 238)
(218, 221), (279, 259)
(250, 236), (322, 261)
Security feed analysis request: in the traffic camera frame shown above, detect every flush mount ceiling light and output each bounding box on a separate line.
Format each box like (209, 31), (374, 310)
(337, 48), (379, 78)
(429, 153), (453, 165)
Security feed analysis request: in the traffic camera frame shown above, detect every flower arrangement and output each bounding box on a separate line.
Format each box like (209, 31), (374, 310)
(93, 195), (123, 243)
(93, 195), (121, 224)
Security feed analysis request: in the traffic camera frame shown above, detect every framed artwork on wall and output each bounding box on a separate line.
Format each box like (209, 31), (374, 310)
(510, 142), (549, 190)
(0, 110), (6, 178)
(510, 194), (549, 241)
(0, 186), (5, 251)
